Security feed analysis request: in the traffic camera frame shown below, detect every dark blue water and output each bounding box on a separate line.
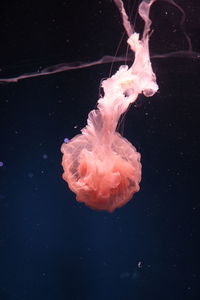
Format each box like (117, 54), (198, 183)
(0, 1), (199, 299)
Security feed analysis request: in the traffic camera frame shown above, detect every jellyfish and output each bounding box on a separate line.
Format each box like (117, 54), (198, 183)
(61, 0), (158, 212)
(0, 0), (194, 211)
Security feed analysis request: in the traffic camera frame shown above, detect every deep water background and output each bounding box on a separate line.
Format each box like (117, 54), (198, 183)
(0, 0), (200, 300)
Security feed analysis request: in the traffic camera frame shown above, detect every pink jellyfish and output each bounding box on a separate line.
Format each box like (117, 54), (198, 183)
(61, 0), (158, 212)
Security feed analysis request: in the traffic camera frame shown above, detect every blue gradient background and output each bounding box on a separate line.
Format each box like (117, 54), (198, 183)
(0, 0), (199, 299)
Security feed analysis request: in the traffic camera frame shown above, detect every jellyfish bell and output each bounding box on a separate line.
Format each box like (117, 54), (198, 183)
(61, 131), (141, 213)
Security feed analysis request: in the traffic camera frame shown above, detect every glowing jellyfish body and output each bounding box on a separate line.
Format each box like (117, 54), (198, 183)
(61, 0), (158, 212)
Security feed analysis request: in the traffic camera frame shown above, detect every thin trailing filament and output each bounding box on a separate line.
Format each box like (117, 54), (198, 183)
(0, 0), (197, 84)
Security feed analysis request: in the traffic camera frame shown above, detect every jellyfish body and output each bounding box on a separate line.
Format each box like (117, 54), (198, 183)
(61, 132), (141, 212)
(61, 0), (158, 212)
